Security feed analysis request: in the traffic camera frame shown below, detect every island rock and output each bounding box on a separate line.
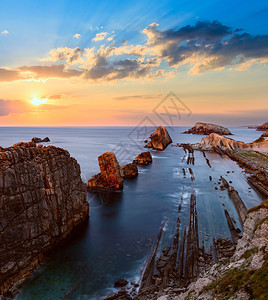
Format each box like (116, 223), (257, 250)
(183, 122), (232, 135)
(0, 142), (89, 297)
(31, 137), (50, 143)
(86, 152), (124, 190)
(133, 151), (152, 165)
(257, 121), (268, 131)
(121, 163), (138, 179)
(145, 126), (172, 150)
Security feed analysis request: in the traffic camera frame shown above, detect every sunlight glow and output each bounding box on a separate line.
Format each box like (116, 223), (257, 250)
(30, 97), (48, 106)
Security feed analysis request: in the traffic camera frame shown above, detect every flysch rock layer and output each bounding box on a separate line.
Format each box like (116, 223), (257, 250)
(145, 126), (172, 150)
(0, 142), (89, 297)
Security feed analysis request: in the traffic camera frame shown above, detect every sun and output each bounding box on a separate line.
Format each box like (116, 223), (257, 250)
(30, 97), (48, 106)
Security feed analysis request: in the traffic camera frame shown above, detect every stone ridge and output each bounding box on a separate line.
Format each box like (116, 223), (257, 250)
(183, 122), (232, 135)
(0, 142), (89, 297)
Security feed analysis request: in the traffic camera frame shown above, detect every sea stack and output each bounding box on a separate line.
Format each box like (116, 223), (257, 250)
(86, 152), (124, 190)
(133, 151), (152, 165)
(0, 142), (89, 297)
(183, 122), (232, 135)
(145, 126), (172, 150)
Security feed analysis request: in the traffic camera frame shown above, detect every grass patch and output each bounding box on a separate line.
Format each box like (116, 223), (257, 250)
(254, 137), (265, 143)
(254, 217), (268, 233)
(248, 199), (268, 214)
(240, 152), (268, 160)
(202, 252), (268, 299)
(241, 247), (258, 259)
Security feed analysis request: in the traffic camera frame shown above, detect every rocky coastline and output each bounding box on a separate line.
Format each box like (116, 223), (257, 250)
(182, 122), (232, 135)
(0, 142), (89, 297)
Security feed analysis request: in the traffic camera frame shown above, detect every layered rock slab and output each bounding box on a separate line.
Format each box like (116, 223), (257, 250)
(133, 152), (152, 165)
(0, 142), (89, 296)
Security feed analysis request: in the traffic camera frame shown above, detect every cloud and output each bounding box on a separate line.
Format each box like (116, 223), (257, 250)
(113, 94), (164, 101)
(46, 94), (65, 100)
(107, 35), (114, 42)
(92, 32), (108, 41)
(0, 99), (29, 116)
(73, 33), (81, 39)
(1, 20), (268, 83)
(1, 30), (8, 35)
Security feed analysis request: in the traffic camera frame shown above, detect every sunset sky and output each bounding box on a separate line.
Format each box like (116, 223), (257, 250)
(0, 0), (267, 126)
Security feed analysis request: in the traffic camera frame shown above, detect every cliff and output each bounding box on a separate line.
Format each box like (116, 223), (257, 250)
(183, 122), (232, 135)
(145, 126), (172, 150)
(0, 142), (89, 297)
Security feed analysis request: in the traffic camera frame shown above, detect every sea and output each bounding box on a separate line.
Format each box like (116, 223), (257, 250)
(0, 126), (263, 299)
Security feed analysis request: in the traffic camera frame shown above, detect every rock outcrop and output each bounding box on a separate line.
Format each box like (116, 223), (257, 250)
(133, 152), (152, 165)
(145, 126), (172, 150)
(261, 131), (268, 138)
(192, 133), (268, 154)
(183, 122), (232, 135)
(86, 152), (124, 190)
(31, 137), (50, 143)
(257, 121), (268, 131)
(121, 163), (138, 179)
(0, 142), (89, 297)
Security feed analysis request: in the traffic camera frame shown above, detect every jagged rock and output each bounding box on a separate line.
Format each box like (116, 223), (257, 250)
(183, 122), (232, 135)
(114, 279), (128, 287)
(145, 126), (172, 150)
(133, 152), (152, 165)
(257, 121), (268, 131)
(31, 137), (50, 143)
(86, 152), (124, 190)
(0, 142), (89, 297)
(121, 163), (138, 179)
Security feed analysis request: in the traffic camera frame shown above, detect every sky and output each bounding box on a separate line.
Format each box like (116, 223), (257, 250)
(0, 0), (267, 126)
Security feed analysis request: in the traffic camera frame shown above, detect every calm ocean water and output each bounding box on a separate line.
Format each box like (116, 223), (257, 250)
(0, 126), (263, 299)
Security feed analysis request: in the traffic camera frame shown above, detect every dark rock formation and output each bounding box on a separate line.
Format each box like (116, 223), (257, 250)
(114, 279), (128, 287)
(86, 152), (124, 191)
(0, 142), (89, 297)
(145, 126), (172, 150)
(261, 131), (268, 137)
(133, 152), (152, 165)
(120, 163), (138, 179)
(31, 137), (50, 143)
(228, 186), (247, 224)
(183, 122), (232, 135)
(257, 121), (268, 131)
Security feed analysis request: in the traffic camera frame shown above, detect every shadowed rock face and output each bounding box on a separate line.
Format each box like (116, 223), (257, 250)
(146, 126), (172, 150)
(257, 121), (268, 131)
(0, 142), (89, 297)
(120, 163), (138, 179)
(133, 152), (152, 165)
(261, 131), (268, 137)
(86, 152), (124, 190)
(183, 122), (232, 135)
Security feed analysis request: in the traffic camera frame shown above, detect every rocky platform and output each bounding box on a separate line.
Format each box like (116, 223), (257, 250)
(257, 121), (268, 131)
(0, 142), (89, 297)
(183, 122), (232, 135)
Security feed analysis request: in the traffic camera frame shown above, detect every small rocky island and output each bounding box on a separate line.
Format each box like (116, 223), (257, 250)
(257, 121), (268, 131)
(183, 122), (232, 135)
(145, 126), (172, 150)
(0, 142), (89, 297)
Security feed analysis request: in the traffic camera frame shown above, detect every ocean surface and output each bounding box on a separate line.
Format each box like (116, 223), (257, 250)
(0, 126), (263, 299)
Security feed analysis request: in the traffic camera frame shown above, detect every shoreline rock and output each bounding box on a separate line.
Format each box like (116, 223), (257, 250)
(0, 142), (89, 297)
(183, 122), (232, 135)
(145, 126), (172, 150)
(121, 163), (138, 179)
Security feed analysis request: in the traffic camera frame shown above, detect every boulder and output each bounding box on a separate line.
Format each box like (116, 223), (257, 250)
(257, 121), (268, 131)
(145, 126), (172, 150)
(31, 137), (50, 143)
(133, 152), (152, 165)
(114, 279), (128, 287)
(183, 122), (232, 135)
(121, 163), (138, 179)
(0, 142), (88, 296)
(86, 152), (124, 190)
